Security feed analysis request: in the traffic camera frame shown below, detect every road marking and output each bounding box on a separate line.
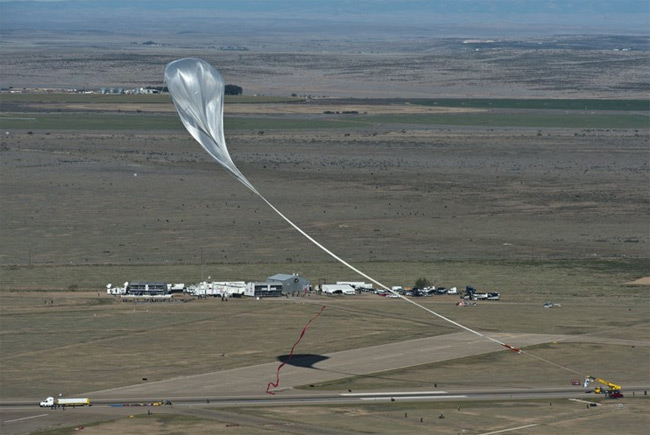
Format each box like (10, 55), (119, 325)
(420, 345), (450, 352)
(341, 391), (447, 396)
(479, 423), (538, 435)
(360, 395), (467, 401)
(372, 353), (403, 360)
(4, 414), (49, 423)
(569, 398), (599, 406)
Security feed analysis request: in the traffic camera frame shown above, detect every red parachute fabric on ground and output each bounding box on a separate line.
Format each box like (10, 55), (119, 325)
(266, 306), (326, 395)
(502, 343), (521, 353)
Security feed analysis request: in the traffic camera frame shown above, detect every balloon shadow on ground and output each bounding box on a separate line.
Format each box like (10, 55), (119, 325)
(277, 354), (329, 368)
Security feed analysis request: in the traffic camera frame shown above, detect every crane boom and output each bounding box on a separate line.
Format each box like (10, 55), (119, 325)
(586, 376), (623, 398)
(587, 376), (621, 391)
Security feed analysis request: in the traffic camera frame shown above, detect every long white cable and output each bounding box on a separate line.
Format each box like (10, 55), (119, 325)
(255, 191), (510, 348)
(256, 184), (594, 379)
(263, 193), (586, 376)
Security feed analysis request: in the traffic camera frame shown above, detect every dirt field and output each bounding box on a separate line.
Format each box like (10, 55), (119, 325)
(18, 399), (650, 435)
(1, 122), (647, 270)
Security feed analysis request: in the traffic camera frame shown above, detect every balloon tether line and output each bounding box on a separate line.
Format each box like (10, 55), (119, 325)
(266, 305), (326, 395)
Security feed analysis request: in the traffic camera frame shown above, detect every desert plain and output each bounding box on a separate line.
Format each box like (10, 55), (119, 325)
(0, 31), (649, 434)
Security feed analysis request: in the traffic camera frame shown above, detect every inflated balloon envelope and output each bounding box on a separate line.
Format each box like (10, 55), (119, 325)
(164, 57), (540, 359)
(164, 58), (257, 194)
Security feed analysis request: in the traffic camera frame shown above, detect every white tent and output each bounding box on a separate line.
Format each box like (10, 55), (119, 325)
(321, 284), (356, 295)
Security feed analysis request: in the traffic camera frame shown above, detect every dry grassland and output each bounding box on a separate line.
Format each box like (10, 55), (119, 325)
(29, 398), (650, 435)
(231, 399), (650, 435)
(1, 126), (647, 269)
(11, 101), (481, 116)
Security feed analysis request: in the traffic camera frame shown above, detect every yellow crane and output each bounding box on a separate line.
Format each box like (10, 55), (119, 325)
(586, 376), (623, 398)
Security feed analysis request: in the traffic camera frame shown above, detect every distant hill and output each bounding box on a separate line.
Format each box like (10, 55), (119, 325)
(2, 0), (648, 38)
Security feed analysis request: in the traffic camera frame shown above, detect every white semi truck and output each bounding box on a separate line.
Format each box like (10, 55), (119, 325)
(40, 396), (91, 408)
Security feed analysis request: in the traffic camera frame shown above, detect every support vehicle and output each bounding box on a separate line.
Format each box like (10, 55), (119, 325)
(584, 376), (624, 398)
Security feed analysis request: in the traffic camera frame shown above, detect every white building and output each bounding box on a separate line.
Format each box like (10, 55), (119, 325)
(321, 284), (356, 295)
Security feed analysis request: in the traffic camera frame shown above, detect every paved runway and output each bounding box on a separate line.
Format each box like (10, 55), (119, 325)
(86, 331), (573, 399)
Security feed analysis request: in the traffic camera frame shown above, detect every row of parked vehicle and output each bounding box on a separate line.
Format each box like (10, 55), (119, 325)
(403, 286), (459, 297)
(375, 285), (500, 301)
(375, 286), (457, 298)
(463, 286), (500, 301)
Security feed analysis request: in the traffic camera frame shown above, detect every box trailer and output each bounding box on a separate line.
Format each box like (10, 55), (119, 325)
(40, 396), (91, 408)
(213, 281), (246, 296)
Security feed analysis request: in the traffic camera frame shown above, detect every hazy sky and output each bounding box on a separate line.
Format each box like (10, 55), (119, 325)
(2, 0), (649, 37)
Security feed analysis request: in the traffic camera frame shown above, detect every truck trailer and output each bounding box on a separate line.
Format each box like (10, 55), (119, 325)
(40, 396), (91, 408)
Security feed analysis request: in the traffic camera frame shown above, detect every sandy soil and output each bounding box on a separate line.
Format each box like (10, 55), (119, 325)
(626, 277), (650, 285)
